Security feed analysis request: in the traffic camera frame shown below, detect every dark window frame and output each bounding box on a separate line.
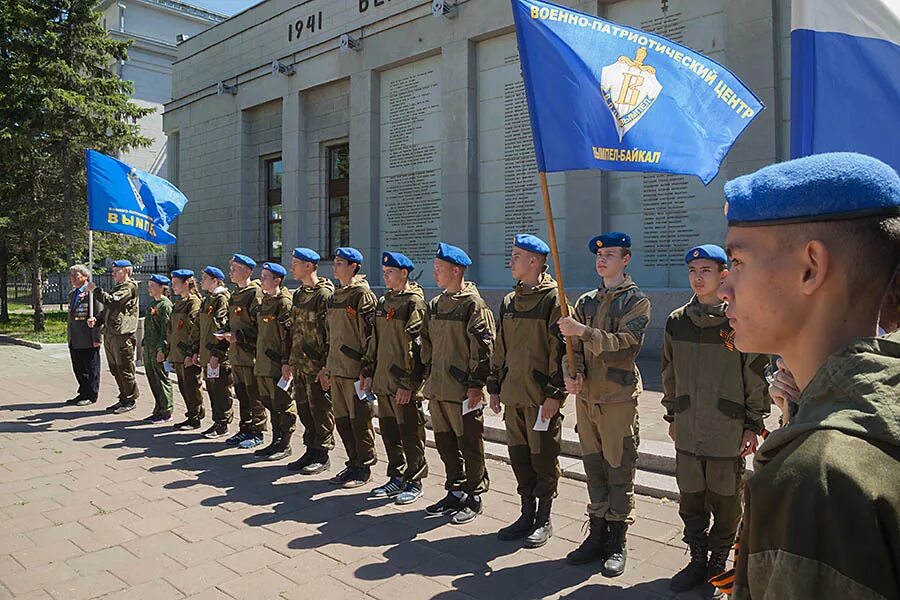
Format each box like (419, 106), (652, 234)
(265, 156), (283, 262)
(326, 144), (350, 257)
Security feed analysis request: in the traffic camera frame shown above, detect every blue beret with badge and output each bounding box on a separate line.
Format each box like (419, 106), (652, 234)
(382, 251), (414, 271)
(203, 266), (225, 280)
(292, 247), (321, 263)
(231, 254), (256, 269)
(171, 269), (194, 280)
(513, 233), (550, 255)
(149, 274), (170, 286)
(112, 259), (132, 268)
(685, 244), (727, 265)
(335, 247), (364, 264)
(588, 232), (632, 253)
(262, 262), (287, 278)
(724, 152), (900, 226)
(436, 242), (472, 267)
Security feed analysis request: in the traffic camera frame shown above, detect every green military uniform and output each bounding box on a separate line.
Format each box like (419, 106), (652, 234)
(142, 296), (173, 416)
(488, 272), (567, 503)
(255, 286), (294, 442)
(96, 279), (140, 404)
(168, 292), (204, 422)
(325, 275), (378, 471)
(362, 282), (429, 485)
(420, 281), (494, 495)
(196, 286), (233, 427)
(290, 277), (335, 461)
(733, 335), (900, 600)
(227, 280), (267, 434)
(570, 275), (650, 523)
(661, 297), (769, 575)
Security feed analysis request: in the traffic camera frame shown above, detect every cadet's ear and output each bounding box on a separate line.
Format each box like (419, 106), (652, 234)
(800, 240), (830, 296)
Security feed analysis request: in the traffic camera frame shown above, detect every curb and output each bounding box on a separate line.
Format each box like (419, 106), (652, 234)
(0, 335), (43, 350)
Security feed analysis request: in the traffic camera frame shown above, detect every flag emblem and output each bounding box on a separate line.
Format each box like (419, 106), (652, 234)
(601, 48), (663, 142)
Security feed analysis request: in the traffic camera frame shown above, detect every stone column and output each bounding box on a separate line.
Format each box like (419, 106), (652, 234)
(349, 70), (380, 274)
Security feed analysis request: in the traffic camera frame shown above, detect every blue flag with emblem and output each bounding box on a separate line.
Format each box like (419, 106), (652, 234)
(511, 0), (764, 184)
(86, 149), (187, 245)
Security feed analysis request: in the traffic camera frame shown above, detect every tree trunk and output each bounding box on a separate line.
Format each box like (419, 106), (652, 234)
(31, 233), (45, 332)
(0, 239), (9, 324)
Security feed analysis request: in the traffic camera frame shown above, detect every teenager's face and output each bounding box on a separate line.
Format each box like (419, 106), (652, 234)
(172, 278), (187, 296)
(229, 261), (251, 284)
(433, 258), (460, 289)
(510, 248), (539, 281)
(332, 257), (355, 282)
(596, 248), (629, 279)
(260, 269), (280, 293)
(148, 281), (163, 298)
(688, 259), (726, 299)
(112, 267), (128, 283)
(200, 272), (217, 292)
(382, 266), (407, 291)
(291, 257), (314, 281)
(719, 227), (804, 354)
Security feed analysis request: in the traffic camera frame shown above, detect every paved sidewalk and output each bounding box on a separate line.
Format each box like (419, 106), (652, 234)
(0, 342), (719, 599)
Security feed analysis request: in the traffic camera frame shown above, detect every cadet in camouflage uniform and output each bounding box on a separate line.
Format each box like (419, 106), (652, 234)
(661, 244), (769, 598)
(361, 251), (429, 505)
(192, 266), (233, 439)
(488, 234), (567, 548)
(143, 274), (173, 422)
(716, 153), (900, 600)
(224, 254), (267, 449)
(420, 243), (495, 525)
(559, 232), (651, 577)
(88, 259), (140, 413)
(286, 247), (335, 475)
(168, 270), (205, 430)
(323, 247), (378, 488)
(253, 262), (294, 461)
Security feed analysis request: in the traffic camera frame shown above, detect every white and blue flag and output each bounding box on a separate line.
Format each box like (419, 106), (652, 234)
(791, 0), (900, 172)
(86, 149), (188, 245)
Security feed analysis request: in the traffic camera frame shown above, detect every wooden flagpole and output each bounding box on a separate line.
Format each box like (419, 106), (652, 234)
(539, 172), (576, 374)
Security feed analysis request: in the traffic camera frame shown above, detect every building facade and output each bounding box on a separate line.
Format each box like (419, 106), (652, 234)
(163, 0), (793, 353)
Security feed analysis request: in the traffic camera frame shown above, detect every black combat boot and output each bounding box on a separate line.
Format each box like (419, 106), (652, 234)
(602, 520), (628, 577)
(497, 496), (536, 541)
(523, 497), (553, 548)
(566, 515), (608, 565)
(704, 547), (730, 599)
(254, 436), (282, 457)
(670, 541), (709, 592)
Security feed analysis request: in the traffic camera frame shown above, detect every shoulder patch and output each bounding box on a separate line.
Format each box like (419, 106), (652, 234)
(626, 315), (649, 340)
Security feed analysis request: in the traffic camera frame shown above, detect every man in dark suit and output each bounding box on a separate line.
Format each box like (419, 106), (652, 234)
(67, 264), (103, 406)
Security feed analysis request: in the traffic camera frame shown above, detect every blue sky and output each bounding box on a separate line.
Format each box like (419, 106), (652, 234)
(186, 0), (265, 17)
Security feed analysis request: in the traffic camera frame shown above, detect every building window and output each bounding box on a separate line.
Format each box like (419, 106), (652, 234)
(327, 144), (349, 253)
(265, 157), (283, 261)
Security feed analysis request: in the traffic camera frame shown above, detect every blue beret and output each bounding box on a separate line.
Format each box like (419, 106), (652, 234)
(262, 262), (287, 278)
(171, 269), (194, 280)
(436, 242), (472, 267)
(685, 244), (727, 265)
(231, 254), (256, 269)
(335, 247), (363, 264)
(382, 251), (414, 271)
(112, 259), (132, 268)
(149, 274), (170, 286)
(589, 232), (632, 252)
(292, 247), (320, 263)
(724, 152), (900, 226)
(513, 233), (550, 255)
(203, 266), (225, 280)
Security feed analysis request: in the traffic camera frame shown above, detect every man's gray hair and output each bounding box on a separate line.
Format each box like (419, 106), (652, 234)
(69, 264), (91, 277)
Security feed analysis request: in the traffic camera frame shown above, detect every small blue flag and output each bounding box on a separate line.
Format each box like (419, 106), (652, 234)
(86, 149), (188, 245)
(512, 0), (764, 184)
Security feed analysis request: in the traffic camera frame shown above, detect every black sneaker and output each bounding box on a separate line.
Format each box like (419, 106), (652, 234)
(370, 477), (404, 499)
(266, 445), (292, 461)
(105, 402), (123, 412)
(150, 412), (172, 424)
(287, 450), (313, 472)
(144, 413), (159, 422)
(254, 438), (282, 457)
(226, 431), (249, 445)
(75, 398), (97, 407)
(330, 467), (356, 485)
(66, 396), (82, 405)
(113, 402), (135, 414)
(203, 423), (229, 439)
(425, 492), (465, 516)
(300, 456), (330, 475)
(174, 418), (201, 430)
(343, 468), (371, 489)
(451, 495), (483, 525)
(395, 481), (424, 505)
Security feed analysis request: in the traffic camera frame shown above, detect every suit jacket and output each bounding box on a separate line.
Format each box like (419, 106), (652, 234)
(67, 287), (103, 349)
